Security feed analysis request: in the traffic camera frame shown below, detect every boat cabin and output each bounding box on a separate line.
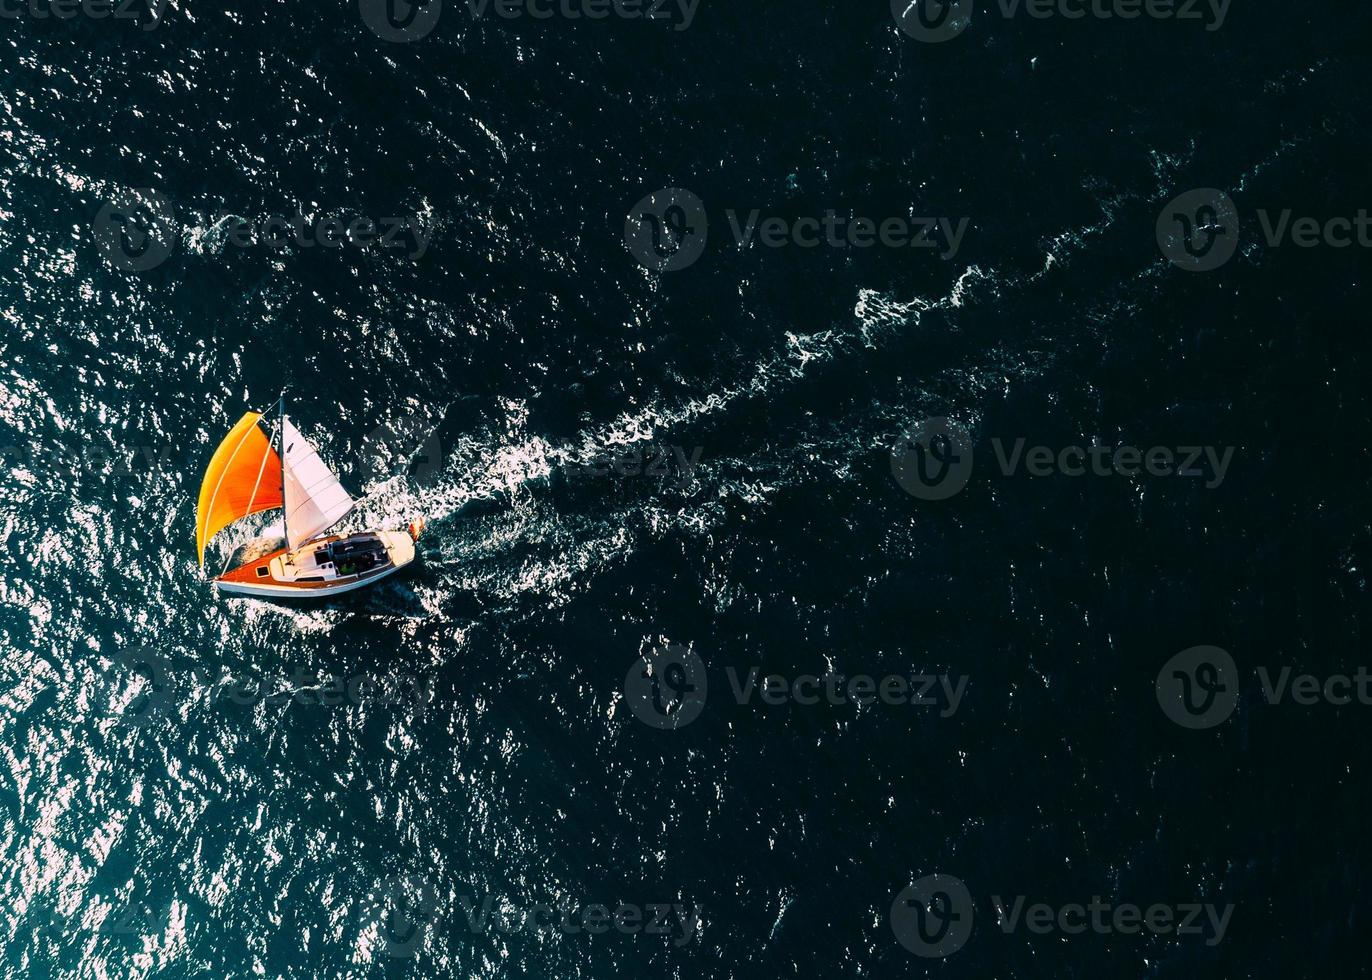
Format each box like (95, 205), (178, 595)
(317, 535), (389, 575)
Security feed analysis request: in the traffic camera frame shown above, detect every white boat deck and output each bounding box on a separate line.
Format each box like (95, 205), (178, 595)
(216, 530), (417, 598)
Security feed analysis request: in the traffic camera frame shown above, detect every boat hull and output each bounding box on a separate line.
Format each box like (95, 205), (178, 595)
(214, 529), (417, 599)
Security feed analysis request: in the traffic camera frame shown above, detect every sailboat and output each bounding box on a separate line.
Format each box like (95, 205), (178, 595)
(196, 395), (422, 599)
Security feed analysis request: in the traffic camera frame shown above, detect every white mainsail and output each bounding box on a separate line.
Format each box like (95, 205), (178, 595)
(281, 416), (355, 551)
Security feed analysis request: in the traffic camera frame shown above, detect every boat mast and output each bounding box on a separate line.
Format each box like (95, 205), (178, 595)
(278, 389), (289, 550)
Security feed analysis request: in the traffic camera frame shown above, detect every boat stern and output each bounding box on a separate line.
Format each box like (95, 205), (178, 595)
(378, 529), (418, 570)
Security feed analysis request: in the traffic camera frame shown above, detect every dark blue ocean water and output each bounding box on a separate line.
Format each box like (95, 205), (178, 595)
(2, 1), (1371, 977)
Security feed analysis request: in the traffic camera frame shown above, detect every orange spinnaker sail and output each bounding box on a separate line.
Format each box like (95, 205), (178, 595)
(196, 412), (284, 566)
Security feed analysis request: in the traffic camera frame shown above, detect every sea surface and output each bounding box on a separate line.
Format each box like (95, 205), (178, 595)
(2, 1), (1370, 977)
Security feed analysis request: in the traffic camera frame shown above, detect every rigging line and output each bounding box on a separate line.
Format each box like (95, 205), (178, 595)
(279, 392), (290, 551)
